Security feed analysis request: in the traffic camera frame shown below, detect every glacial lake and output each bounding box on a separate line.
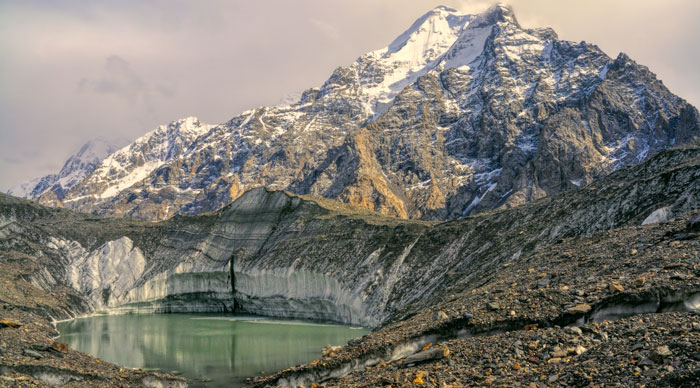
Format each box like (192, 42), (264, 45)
(56, 314), (369, 387)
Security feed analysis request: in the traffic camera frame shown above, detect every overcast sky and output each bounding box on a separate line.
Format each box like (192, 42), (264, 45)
(1, 0), (699, 191)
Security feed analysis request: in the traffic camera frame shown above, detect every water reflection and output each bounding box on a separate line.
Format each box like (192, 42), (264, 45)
(56, 314), (369, 387)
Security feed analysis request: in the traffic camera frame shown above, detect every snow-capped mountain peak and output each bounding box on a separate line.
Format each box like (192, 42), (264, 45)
(7, 138), (123, 199)
(348, 4), (529, 115)
(56, 139), (124, 190)
(74, 139), (118, 162)
(80, 116), (213, 200)
(350, 7), (472, 114)
(385, 6), (470, 58)
(10, 5), (699, 222)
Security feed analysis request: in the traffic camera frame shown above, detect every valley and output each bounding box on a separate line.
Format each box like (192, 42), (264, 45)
(1, 3), (699, 388)
(1, 143), (699, 386)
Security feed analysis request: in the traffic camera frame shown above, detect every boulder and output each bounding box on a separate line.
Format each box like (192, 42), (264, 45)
(642, 207), (672, 225)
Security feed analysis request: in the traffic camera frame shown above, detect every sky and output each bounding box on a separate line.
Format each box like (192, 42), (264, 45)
(1, 0), (699, 191)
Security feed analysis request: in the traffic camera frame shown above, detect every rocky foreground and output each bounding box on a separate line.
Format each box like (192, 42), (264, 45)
(1, 212), (698, 388)
(256, 213), (700, 387)
(0, 240), (186, 387)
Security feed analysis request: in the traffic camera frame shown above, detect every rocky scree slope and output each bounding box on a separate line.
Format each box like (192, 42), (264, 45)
(1, 142), (699, 329)
(257, 213), (700, 388)
(14, 4), (700, 221)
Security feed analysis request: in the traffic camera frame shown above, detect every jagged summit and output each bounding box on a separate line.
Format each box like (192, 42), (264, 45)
(8, 138), (123, 200)
(386, 6), (470, 55)
(389, 3), (517, 53)
(11, 4), (699, 221)
(361, 4), (526, 110)
(357, 6), (473, 111)
(474, 3), (518, 26)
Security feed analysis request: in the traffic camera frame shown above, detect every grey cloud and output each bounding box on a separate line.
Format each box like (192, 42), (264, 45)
(95, 55), (145, 95)
(2, 157), (22, 165)
(309, 18), (340, 40)
(79, 55), (172, 103)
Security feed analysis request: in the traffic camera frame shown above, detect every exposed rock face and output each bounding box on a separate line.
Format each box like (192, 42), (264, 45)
(14, 5), (698, 221)
(2, 143), (700, 327)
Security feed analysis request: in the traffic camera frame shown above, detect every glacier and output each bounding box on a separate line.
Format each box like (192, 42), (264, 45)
(1, 138), (699, 330)
(233, 267), (368, 326)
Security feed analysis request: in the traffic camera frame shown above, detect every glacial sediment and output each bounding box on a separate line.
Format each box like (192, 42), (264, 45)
(255, 213), (700, 387)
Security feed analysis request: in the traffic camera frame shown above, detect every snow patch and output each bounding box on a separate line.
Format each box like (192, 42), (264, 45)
(463, 182), (497, 216)
(440, 25), (493, 70)
(99, 161), (162, 198)
(642, 206), (672, 225)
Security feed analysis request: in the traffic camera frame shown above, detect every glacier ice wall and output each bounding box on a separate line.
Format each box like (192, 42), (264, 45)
(67, 236), (146, 309)
(117, 262), (233, 314)
(233, 267), (370, 326)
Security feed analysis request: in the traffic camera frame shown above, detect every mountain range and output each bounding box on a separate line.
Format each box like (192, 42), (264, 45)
(2, 4), (700, 387)
(9, 4), (700, 222)
(8, 139), (123, 200)
(2, 138), (699, 386)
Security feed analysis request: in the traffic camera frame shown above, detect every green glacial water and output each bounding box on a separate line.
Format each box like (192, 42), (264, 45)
(56, 314), (369, 387)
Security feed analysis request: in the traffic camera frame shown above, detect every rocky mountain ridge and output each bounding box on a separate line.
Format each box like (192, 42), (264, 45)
(8, 139), (123, 203)
(2, 142), (699, 327)
(1, 141), (700, 386)
(11, 4), (699, 221)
